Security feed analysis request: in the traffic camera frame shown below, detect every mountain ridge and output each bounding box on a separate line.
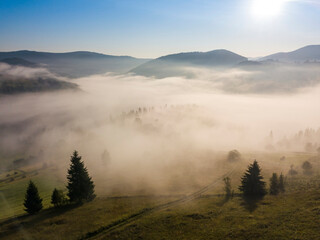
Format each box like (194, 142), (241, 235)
(0, 50), (151, 78)
(130, 49), (247, 78)
(259, 45), (320, 62)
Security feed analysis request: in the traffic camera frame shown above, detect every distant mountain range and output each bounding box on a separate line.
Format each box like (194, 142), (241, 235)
(0, 57), (40, 68)
(0, 50), (150, 78)
(130, 45), (320, 78)
(259, 45), (320, 63)
(130, 50), (247, 78)
(0, 45), (319, 79)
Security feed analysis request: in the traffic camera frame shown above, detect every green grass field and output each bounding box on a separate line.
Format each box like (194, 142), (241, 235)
(0, 166), (65, 220)
(93, 190), (320, 240)
(0, 151), (319, 240)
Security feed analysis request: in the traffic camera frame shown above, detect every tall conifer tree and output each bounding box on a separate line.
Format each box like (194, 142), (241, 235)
(239, 160), (267, 197)
(67, 151), (96, 203)
(24, 180), (43, 214)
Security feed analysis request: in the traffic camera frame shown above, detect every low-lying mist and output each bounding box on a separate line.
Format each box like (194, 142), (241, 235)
(1, 67), (320, 195)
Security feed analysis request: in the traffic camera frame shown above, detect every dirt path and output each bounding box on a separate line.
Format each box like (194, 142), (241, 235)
(81, 164), (239, 240)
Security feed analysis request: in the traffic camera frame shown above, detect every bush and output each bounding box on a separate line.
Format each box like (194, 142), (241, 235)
(51, 188), (67, 207)
(302, 161), (313, 175)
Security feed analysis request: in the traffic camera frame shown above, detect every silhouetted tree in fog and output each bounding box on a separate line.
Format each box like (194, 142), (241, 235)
(269, 173), (279, 195)
(67, 151), (96, 203)
(24, 180), (43, 214)
(239, 160), (267, 197)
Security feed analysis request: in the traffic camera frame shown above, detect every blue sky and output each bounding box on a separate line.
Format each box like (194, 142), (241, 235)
(0, 0), (319, 58)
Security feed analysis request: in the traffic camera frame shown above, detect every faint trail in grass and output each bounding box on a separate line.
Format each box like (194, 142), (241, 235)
(80, 164), (239, 240)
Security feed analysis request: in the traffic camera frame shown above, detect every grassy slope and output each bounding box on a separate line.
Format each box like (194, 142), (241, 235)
(0, 152), (319, 239)
(0, 167), (65, 220)
(0, 196), (177, 240)
(98, 190), (320, 240)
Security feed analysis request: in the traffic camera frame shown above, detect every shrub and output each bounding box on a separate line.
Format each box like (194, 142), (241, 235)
(302, 161), (313, 175)
(51, 188), (67, 207)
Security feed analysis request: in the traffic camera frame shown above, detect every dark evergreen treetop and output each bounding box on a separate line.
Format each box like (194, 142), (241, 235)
(269, 173), (279, 195)
(67, 151), (96, 203)
(239, 160), (267, 197)
(51, 188), (66, 207)
(23, 180), (43, 214)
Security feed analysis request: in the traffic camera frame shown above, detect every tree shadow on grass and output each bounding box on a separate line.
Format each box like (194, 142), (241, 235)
(240, 196), (264, 213)
(0, 203), (81, 238)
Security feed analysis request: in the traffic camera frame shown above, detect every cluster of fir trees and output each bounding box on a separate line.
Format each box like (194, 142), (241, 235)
(23, 151), (95, 214)
(227, 160), (286, 198)
(110, 104), (198, 123)
(269, 173), (285, 195)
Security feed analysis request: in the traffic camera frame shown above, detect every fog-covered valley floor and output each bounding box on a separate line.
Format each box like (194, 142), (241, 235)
(1, 71), (320, 195)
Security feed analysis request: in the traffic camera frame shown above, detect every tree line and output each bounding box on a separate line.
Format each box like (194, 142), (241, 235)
(225, 160), (286, 199)
(24, 152), (292, 215)
(24, 151), (95, 214)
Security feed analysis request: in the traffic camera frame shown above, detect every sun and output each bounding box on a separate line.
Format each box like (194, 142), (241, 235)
(251, 0), (288, 19)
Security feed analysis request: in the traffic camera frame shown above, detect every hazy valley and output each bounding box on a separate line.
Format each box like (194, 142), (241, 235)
(1, 44), (320, 239)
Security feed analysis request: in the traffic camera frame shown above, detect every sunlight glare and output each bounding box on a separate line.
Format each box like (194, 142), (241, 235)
(251, 0), (288, 19)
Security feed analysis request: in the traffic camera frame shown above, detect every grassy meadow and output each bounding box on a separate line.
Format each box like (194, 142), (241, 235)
(0, 151), (319, 240)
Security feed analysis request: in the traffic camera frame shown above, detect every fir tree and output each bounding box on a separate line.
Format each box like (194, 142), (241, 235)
(239, 160), (267, 197)
(278, 173), (285, 193)
(23, 180), (43, 214)
(51, 188), (66, 207)
(67, 151), (96, 203)
(269, 173), (279, 195)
